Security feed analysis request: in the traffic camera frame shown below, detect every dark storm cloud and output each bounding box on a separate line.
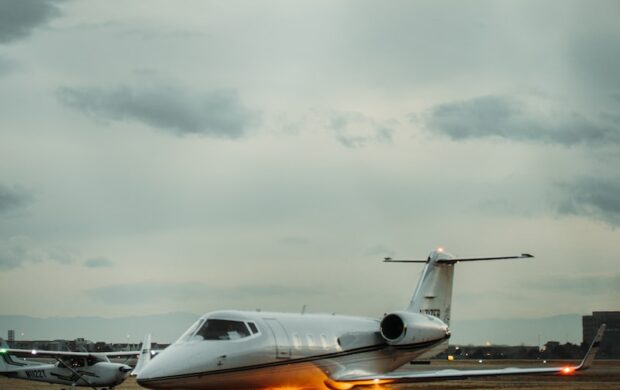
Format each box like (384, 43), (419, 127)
(422, 95), (619, 146)
(0, 0), (62, 44)
(57, 85), (257, 138)
(557, 178), (620, 227)
(0, 183), (33, 214)
(84, 257), (113, 268)
(85, 282), (317, 305)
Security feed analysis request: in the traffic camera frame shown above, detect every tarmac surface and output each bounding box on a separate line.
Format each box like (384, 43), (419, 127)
(1, 360), (619, 389)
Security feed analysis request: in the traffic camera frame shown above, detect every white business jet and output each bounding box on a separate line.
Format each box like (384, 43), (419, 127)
(136, 248), (605, 389)
(0, 334), (152, 389)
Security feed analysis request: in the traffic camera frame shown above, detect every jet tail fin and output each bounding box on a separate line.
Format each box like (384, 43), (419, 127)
(386, 249), (534, 325)
(131, 334), (151, 377)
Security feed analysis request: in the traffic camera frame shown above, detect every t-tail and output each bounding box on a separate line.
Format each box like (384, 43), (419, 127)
(385, 248), (533, 325)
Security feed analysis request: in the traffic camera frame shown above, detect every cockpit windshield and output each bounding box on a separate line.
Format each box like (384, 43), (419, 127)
(176, 319), (205, 343)
(195, 319), (251, 340)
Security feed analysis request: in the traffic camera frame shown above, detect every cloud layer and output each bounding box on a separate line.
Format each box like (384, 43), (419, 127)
(0, 1), (619, 324)
(57, 84), (257, 138)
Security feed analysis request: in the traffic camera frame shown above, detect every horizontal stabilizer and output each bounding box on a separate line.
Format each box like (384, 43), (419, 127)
(384, 257), (427, 263)
(437, 253), (534, 263)
(385, 254), (533, 263)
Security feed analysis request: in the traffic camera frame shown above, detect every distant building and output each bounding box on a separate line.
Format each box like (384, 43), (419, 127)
(10, 340), (70, 351)
(7, 330), (15, 342)
(69, 338), (95, 352)
(583, 311), (620, 358)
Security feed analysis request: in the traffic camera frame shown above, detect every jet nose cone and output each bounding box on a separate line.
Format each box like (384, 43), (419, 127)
(136, 366), (157, 388)
(137, 348), (175, 382)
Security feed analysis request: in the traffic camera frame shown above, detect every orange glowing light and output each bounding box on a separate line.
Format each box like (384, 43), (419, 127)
(271, 387), (301, 390)
(561, 367), (575, 375)
(437, 247), (444, 252)
(325, 378), (393, 390)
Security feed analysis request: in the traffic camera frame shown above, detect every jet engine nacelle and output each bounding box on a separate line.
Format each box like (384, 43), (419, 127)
(380, 311), (449, 345)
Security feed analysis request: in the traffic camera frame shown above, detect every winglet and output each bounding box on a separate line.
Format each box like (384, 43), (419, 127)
(577, 324), (605, 371)
(131, 334), (152, 376)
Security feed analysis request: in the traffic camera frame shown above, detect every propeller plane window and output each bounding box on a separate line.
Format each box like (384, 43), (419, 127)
(57, 356), (87, 368)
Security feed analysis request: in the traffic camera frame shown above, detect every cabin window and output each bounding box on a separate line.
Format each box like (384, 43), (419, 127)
(336, 337), (343, 351)
(248, 322), (259, 334)
(292, 333), (301, 349)
(306, 334), (315, 348)
(59, 357), (86, 368)
(320, 334), (328, 350)
(195, 319), (251, 340)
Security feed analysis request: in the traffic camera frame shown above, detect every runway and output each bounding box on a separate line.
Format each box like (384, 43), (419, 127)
(1, 360), (618, 389)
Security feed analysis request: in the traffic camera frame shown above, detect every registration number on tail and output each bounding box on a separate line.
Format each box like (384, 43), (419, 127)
(420, 309), (441, 317)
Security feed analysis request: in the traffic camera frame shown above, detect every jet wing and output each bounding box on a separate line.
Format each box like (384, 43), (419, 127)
(332, 324), (605, 386)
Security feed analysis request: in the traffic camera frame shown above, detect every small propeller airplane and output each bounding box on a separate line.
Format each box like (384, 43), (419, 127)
(135, 248), (606, 389)
(0, 334), (152, 389)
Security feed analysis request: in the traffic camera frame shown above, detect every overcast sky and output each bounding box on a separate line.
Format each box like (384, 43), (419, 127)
(0, 0), (619, 328)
